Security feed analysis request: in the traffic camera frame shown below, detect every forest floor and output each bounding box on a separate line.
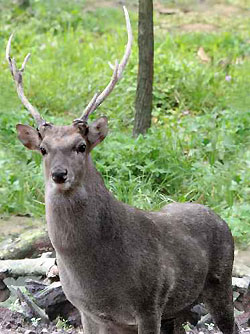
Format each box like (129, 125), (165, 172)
(0, 306), (249, 334)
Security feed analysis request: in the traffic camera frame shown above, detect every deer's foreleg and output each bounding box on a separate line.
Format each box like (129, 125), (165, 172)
(81, 312), (101, 334)
(138, 314), (161, 334)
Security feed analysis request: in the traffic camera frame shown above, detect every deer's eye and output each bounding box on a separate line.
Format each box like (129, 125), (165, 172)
(40, 147), (47, 156)
(76, 143), (86, 153)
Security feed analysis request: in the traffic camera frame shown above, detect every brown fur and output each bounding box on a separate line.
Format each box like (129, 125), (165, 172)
(16, 120), (238, 334)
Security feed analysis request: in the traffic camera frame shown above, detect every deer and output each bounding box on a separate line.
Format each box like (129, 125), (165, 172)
(6, 7), (238, 334)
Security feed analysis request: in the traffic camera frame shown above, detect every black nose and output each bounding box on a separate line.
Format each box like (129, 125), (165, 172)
(52, 169), (68, 184)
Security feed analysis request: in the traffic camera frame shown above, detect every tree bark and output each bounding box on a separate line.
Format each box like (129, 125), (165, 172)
(133, 0), (154, 136)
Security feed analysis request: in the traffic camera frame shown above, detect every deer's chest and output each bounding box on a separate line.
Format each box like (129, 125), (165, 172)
(56, 253), (136, 326)
(47, 213), (133, 318)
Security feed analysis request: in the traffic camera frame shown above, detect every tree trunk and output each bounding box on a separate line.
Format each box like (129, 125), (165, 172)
(133, 0), (154, 137)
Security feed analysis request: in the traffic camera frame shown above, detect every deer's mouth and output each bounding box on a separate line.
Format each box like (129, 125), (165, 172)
(51, 177), (74, 192)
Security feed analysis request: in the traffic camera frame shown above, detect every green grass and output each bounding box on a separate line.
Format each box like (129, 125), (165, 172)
(0, 0), (250, 245)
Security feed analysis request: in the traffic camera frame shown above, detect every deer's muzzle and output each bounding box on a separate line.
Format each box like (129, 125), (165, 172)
(52, 169), (68, 184)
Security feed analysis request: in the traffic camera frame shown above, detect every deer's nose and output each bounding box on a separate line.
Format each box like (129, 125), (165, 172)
(52, 169), (68, 184)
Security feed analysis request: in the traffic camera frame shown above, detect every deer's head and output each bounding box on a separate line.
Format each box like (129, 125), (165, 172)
(6, 7), (132, 192)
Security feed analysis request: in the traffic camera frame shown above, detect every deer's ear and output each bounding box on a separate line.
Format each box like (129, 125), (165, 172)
(87, 117), (108, 150)
(16, 124), (41, 150)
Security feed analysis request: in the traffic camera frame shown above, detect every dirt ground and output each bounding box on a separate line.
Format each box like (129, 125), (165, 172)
(0, 307), (82, 334)
(0, 307), (249, 334)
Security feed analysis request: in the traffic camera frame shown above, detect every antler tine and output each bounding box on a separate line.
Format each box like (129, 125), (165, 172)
(79, 92), (100, 122)
(94, 59), (119, 109)
(80, 6), (132, 122)
(6, 34), (46, 128)
(117, 6), (133, 79)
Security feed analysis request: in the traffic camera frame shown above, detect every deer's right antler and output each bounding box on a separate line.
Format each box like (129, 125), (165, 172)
(6, 34), (46, 128)
(76, 6), (133, 123)
(7, 6), (132, 128)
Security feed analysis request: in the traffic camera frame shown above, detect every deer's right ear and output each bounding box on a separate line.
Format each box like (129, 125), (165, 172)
(16, 124), (41, 151)
(87, 117), (108, 150)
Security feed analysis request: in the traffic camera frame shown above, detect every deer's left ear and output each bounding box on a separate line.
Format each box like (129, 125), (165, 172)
(87, 117), (108, 150)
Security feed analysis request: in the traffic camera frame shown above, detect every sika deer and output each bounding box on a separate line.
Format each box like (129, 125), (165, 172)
(7, 7), (238, 334)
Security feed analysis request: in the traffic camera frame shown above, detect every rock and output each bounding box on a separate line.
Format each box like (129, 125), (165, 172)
(236, 311), (250, 327)
(234, 281), (250, 313)
(233, 248), (250, 277)
(192, 304), (207, 317)
(232, 277), (250, 289)
(197, 313), (213, 328)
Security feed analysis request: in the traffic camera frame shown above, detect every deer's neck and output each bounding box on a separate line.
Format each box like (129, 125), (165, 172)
(46, 157), (114, 217)
(45, 157), (120, 251)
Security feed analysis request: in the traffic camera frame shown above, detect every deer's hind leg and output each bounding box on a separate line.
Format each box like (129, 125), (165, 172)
(202, 274), (238, 334)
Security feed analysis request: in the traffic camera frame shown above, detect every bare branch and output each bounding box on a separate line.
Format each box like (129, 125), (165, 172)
(79, 6), (133, 122)
(6, 34), (45, 127)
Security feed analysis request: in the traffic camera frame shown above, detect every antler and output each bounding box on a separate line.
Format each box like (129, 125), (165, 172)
(78, 6), (133, 123)
(6, 34), (46, 127)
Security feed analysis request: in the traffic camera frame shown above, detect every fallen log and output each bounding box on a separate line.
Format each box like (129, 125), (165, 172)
(0, 257), (56, 279)
(26, 281), (67, 308)
(16, 287), (50, 324)
(0, 257), (56, 302)
(0, 228), (53, 260)
(25, 280), (81, 326)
